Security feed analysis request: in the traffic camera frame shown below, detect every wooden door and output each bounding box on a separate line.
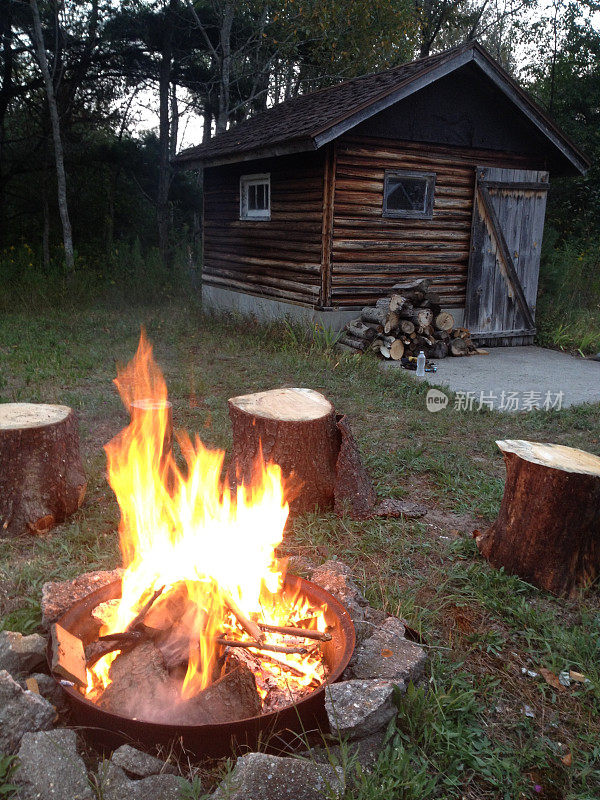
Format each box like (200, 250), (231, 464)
(464, 166), (549, 346)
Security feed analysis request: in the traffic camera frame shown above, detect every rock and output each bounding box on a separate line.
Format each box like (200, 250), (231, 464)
(96, 761), (183, 800)
(0, 631), (47, 676)
(212, 752), (344, 800)
(41, 568), (123, 627)
(325, 679), (396, 740)
(0, 670), (56, 753)
(111, 744), (177, 778)
(308, 730), (386, 772)
(14, 729), (92, 800)
(26, 673), (68, 712)
(310, 560), (370, 640)
(345, 616), (427, 684)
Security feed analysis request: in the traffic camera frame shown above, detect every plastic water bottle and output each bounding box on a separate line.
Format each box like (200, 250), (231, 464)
(416, 350), (426, 377)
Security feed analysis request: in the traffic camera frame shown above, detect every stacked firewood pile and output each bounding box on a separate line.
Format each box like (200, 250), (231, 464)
(338, 279), (480, 360)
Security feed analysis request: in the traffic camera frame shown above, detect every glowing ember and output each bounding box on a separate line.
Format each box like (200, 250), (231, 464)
(85, 331), (327, 711)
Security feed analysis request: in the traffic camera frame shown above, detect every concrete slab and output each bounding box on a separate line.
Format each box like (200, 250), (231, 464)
(385, 346), (600, 411)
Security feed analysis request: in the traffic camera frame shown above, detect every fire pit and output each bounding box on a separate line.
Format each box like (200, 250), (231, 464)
(48, 332), (355, 755)
(52, 575), (354, 754)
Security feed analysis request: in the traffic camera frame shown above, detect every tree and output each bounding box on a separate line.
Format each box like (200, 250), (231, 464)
(29, 0), (74, 273)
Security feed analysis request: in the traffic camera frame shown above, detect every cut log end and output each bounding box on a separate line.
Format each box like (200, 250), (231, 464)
(0, 403), (71, 430)
(229, 387), (333, 422)
(496, 439), (600, 476)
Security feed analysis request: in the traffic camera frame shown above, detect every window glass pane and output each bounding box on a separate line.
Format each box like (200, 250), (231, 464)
(248, 184), (257, 209)
(386, 177), (427, 212)
(257, 184), (266, 209)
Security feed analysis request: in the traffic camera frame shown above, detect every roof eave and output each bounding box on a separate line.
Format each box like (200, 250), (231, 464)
(173, 137), (317, 170)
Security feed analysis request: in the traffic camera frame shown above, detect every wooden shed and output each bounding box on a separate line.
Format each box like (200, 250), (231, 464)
(174, 42), (588, 345)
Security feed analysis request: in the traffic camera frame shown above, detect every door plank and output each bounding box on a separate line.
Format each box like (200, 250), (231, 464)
(476, 183), (535, 330)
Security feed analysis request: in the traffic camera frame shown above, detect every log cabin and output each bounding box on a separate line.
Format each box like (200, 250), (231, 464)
(174, 42), (589, 345)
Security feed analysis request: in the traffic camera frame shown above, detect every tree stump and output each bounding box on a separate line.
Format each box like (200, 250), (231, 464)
(228, 388), (339, 513)
(476, 440), (600, 597)
(0, 404), (86, 536)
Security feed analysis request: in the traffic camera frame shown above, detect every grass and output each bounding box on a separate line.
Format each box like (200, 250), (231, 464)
(536, 232), (600, 356)
(1, 303), (600, 799)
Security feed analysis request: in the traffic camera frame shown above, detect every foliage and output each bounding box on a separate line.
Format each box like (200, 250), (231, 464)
(536, 229), (600, 354)
(0, 755), (18, 798)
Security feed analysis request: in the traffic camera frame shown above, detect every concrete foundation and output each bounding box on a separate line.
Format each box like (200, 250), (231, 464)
(201, 285), (359, 330)
(202, 284), (465, 331)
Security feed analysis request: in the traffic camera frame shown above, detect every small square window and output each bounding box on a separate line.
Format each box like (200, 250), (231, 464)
(240, 173), (270, 219)
(383, 170), (436, 219)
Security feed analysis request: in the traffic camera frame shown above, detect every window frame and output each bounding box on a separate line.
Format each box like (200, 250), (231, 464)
(239, 173), (271, 220)
(382, 169), (436, 219)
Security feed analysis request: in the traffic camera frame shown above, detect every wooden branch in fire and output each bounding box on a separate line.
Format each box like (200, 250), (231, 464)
(257, 622), (331, 641)
(216, 637), (313, 655)
(223, 591), (264, 642)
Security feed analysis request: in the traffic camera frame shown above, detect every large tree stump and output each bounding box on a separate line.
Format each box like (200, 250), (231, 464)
(0, 404), (86, 536)
(228, 388), (339, 513)
(476, 440), (600, 597)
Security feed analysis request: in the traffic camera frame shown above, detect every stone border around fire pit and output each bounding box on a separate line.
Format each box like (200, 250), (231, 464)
(1, 560), (426, 799)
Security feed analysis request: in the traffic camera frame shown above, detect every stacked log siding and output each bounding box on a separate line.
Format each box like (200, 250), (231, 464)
(203, 152), (325, 306)
(330, 136), (545, 308)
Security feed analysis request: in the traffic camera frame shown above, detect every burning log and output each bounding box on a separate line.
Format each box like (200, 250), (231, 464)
(51, 624), (87, 687)
(96, 640), (176, 718)
(170, 659), (262, 725)
(477, 440), (600, 597)
(229, 387), (339, 513)
(0, 404), (86, 536)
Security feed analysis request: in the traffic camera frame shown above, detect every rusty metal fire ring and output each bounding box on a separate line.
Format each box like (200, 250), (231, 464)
(49, 574), (355, 756)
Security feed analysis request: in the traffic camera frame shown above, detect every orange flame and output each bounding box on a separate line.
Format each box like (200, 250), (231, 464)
(86, 331), (325, 704)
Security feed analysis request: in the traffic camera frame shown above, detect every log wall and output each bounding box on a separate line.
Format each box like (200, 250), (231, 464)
(203, 151), (326, 307)
(330, 136), (546, 308)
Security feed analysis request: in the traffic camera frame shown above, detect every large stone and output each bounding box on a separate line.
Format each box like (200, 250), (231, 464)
(96, 761), (183, 800)
(0, 670), (56, 753)
(325, 679), (396, 740)
(0, 631), (47, 676)
(212, 752), (344, 800)
(41, 568), (123, 627)
(24, 673), (68, 712)
(310, 560), (370, 640)
(14, 729), (92, 800)
(111, 744), (177, 778)
(308, 730), (386, 772)
(345, 616), (427, 684)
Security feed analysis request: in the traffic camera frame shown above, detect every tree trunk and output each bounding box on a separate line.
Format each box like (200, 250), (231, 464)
(0, 0), (14, 250)
(228, 388), (340, 513)
(157, 0), (176, 269)
(215, 2), (234, 133)
(29, 0), (74, 273)
(477, 440), (600, 597)
(42, 192), (51, 270)
(0, 403), (86, 536)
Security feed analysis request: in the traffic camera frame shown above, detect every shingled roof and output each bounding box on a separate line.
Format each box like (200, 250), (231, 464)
(174, 41), (588, 175)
